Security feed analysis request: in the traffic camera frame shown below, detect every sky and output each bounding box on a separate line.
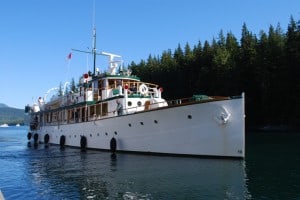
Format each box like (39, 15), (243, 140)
(0, 0), (299, 109)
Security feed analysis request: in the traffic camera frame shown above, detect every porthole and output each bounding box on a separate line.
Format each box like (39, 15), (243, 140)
(188, 115), (192, 119)
(90, 134), (92, 137)
(137, 101), (142, 106)
(140, 122), (144, 125)
(154, 120), (158, 124)
(105, 132), (108, 136)
(114, 131), (118, 135)
(128, 123), (132, 127)
(97, 133), (100, 136)
(128, 101), (132, 106)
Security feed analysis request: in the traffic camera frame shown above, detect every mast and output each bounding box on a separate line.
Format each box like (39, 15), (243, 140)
(92, 0), (96, 75)
(72, 0), (97, 76)
(92, 27), (97, 75)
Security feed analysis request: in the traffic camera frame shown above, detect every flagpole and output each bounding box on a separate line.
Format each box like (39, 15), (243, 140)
(92, 0), (96, 76)
(66, 53), (72, 84)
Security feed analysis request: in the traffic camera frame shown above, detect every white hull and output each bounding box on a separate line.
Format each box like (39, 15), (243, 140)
(30, 96), (245, 158)
(0, 124), (9, 128)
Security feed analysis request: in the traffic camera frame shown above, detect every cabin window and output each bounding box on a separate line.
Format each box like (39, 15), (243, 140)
(102, 103), (108, 116)
(90, 105), (95, 119)
(93, 88), (99, 101)
(63, 110), (67, 122)
(102, 79), (107, 89)
(58, 112), (61, 122)
(76, 109), (80, 122)
(96, 104), (101, 116)
(93, 81), (98, 90)
(40, 114), (44, 126)
(108, 79), (115, 89)
(68, 110), (72, 123)
(81, 107), (86, 122)
(116, 79), (122, 87)
(98, 80), (102, 89)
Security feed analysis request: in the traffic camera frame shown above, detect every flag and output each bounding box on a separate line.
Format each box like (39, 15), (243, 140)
(67, 53), (72, 60)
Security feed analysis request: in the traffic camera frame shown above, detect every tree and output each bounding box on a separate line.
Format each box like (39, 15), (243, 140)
(173, 44), (184, 68)
(70, 78), (78, 93)
(58, 82), (63, 96)
(127, 18), (300, 129)
(285, 16), (300, 125)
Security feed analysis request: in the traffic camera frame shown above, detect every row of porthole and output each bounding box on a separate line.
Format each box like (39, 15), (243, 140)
(127, 101), (142, 107)
(55, 131), (119, 139)
(128, 119), (158, 127)
(50, 114), (193, 139)
(127, 115), (192, 127)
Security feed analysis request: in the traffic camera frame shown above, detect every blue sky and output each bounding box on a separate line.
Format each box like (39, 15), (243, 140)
(0, 0), (299, 109)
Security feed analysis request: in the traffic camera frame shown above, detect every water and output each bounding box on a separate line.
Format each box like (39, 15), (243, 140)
(0, 127), (299, 200)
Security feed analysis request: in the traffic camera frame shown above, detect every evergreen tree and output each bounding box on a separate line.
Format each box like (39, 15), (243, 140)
(126, 17), (300, 129)
(58, 82), (63, 96)
(173, 44), (184, 68)
(285, 16), (300, 125)
(70, 78), (77, 93)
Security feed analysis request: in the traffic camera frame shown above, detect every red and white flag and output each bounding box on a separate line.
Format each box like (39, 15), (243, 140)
(66, 53), (72, 60)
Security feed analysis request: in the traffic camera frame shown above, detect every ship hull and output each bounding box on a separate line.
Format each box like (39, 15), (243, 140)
(31, 96), (245, 158)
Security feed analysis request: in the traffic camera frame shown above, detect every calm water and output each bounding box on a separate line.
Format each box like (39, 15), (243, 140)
(0, 127), (299, 200)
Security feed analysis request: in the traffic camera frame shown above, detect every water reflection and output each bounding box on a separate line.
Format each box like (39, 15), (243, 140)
(25, 145), (250, 199)
(245, 132), (300, 200)
(3, 128), (300, 199)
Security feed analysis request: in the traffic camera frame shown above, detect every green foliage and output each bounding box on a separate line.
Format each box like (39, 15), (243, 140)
(58, 82), (63, 96)
(70, 78), (78, 93)
(129, 17), (300, 129)
(0, 107), (24, 125)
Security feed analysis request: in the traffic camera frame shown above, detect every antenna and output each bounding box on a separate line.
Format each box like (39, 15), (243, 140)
(92, 0), (96, 29)
(92, 0), (97, 75)
(71, 0), (123, 76)
(72, 0), (97, 75)
(100, 52), (123, 75)
(92, 27), (97, 75)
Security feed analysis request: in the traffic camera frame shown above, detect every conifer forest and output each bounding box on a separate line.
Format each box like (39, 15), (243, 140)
(128, 17), (300, 130)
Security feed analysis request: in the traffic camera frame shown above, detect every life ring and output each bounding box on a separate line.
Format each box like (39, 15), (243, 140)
(60, 135), (66, 148)
(139, 84), (148, 95)
(110, 137), (117, 153)
(44, 134), (50, 144)
(27, 132), (32, 140)
(33, 133), (38, 143)
(80, 136), (87, 151)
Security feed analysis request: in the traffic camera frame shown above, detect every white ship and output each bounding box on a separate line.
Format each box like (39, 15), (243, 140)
(25, 30), (245, 158)
(0, 123), (9, 128)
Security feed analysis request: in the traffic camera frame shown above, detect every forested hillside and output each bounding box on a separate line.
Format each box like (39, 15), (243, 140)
(128, 17), (300, 129)
(0, 104), (24, 125)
